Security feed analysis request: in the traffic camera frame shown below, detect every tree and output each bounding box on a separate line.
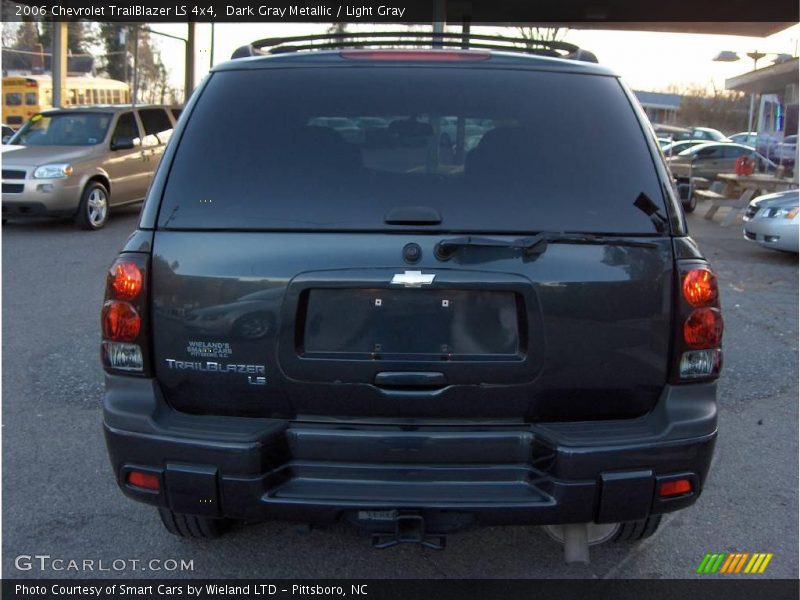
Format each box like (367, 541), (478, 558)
(326, 22), (348, 38)
(99, 23), (131, 82)
(38, 21), (95, 55)
(97, 25), (176, 103)
(516, 26), (568, 47)
(665, 84), (750, 132)
(11, 21), (39, 49)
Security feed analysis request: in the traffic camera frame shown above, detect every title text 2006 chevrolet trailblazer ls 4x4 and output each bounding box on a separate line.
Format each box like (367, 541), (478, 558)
(101, 33), (722, 562)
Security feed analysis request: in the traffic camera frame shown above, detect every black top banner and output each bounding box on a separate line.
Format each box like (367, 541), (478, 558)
(2, 0), (799, 23)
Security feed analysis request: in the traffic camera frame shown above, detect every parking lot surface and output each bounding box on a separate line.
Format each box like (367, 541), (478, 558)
(2, 207), (797, 579)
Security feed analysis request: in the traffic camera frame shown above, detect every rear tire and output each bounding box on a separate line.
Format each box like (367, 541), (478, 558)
(158, 508), (232, 539)
(606, 514), (663, 543)
(682, 194), (697, 213)
(75, 181), (110, 230)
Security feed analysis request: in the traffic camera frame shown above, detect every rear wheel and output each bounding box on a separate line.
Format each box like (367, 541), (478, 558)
(75, 181), (109, 230)
(157, 508), (232, 539)
(606, 514), (663, 543)
(682, 194), (697, 213)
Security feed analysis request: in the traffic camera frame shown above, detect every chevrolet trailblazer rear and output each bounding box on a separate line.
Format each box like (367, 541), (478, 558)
(102, 34), (722, 561)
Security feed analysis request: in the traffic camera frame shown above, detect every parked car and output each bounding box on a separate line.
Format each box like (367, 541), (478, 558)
(657, 137), (672, 148)
(308, 116), (363, 143)
(667, 142), (776, 183)
(660, 139), (706, 157)
(2, 105), (176, 229)
(743, 189), (799, 253)
(101, 36), (722, 560)
(770, 134), (797, 167)
(688, 127), (729, 142)
(652, 123), (691, 140)
(1, 124), (15, 144)
(729, 131), (758, 147)
(653, 124), (728, 143)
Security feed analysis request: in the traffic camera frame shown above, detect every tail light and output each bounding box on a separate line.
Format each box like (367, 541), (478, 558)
(101, 254), (150, 375)
(672, 263), (723, 381)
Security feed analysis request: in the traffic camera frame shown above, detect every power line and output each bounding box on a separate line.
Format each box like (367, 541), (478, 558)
(2, 46), (126, 56)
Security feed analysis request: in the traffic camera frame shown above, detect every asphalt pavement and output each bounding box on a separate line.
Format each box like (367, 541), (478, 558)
(2, 206), (797, 579)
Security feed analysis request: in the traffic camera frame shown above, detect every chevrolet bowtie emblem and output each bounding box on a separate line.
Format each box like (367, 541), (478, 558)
(390, 271), (436, 288)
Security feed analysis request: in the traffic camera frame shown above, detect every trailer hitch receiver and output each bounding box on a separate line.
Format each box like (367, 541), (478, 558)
(371, 513), (446, 550)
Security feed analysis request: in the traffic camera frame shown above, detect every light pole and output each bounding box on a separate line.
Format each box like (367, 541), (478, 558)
(712, 50), (793, 133)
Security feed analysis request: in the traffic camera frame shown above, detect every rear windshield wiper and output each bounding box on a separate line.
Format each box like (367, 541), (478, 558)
(433, 232), (659, 260)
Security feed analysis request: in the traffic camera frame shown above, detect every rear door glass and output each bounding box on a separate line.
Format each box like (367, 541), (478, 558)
(112, 112), (141, 146)
(138, 108), (173, 145)
(159, 67), (666, 233)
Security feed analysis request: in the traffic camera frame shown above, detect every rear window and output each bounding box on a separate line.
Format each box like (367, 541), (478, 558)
(159, 67), (665, 233)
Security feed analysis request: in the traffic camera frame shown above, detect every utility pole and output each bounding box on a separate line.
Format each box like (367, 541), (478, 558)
(52, 21), (67, 107)
(131, 25), (139, 106)
(745, 51), (766, 133)
(185, 22), (196, 104)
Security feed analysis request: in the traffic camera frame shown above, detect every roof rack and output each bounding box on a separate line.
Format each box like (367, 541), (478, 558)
(231, 32), (598, 63)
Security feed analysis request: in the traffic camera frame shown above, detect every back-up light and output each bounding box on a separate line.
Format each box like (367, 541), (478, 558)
(102, 255), (149, 374)
(675, 265), (723, 380)
(340, 50), (491, 61)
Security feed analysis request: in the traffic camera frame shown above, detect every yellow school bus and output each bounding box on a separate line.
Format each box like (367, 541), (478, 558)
(2, 75), (130, 128)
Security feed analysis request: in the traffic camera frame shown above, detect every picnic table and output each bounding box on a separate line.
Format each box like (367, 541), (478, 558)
(697, 173), (798, 226)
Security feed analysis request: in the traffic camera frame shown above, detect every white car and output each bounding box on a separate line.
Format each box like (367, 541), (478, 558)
(743, 190), (799, 253)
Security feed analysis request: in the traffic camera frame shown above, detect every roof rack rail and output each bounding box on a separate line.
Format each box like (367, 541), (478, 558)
(231, 32), (598, 63)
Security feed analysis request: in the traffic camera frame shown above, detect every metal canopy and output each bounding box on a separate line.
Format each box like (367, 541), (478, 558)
(725, 57), (800, 94)
(545, 22), (794, 37)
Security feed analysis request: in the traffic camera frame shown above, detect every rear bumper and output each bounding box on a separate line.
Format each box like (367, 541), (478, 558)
(103, 376), (717, 530)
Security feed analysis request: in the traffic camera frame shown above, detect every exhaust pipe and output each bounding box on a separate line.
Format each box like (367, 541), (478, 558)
(561, 523), (590, 564)
(542, 522), (620, 564)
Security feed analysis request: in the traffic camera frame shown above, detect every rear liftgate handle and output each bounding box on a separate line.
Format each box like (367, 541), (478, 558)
(373, 371), (447, 390)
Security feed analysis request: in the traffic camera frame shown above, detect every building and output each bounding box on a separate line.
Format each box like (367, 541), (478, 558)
(2, 46), (95, 77)
(725, 57), (799, 139)
(633, 90), (683, 125)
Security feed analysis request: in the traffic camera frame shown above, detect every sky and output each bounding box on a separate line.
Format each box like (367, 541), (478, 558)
(146, 22), (800, 95)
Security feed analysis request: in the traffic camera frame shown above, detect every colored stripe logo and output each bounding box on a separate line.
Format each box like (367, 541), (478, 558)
(697, 552), (773, 574)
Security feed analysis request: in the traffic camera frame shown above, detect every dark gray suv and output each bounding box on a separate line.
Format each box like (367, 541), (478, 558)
(101, 34), (722, 561)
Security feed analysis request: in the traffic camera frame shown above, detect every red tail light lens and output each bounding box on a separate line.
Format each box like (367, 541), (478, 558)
(674, 262), (723, 381)
(110, 261), (143, 301)
(683, 268), (718, 307)
(102, 254), (149, 375)
(683, 308), (723, 349)
(102, 301), (141, 341)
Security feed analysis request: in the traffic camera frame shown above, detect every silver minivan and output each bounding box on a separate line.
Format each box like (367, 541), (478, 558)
(2, 105), (180, 229)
